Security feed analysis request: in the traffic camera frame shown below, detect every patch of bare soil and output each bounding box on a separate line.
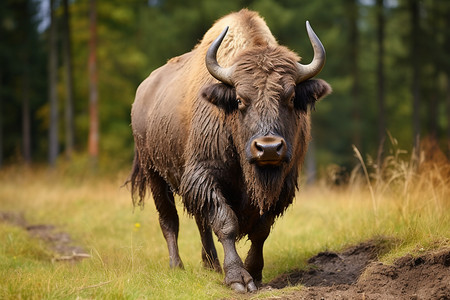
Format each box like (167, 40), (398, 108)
(266, 241), (450, 299)
(0, 211), (90, 262)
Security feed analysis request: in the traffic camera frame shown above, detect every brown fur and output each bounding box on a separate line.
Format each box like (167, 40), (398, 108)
(129, 9), (331, 290)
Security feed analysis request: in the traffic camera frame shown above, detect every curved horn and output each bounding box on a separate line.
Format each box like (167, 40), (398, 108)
(205, 26), (235, 86)
(296, 21), (326, 83)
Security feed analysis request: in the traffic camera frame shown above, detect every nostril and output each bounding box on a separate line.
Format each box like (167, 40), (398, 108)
(254, 142), (264, 153)
(277, 140), (287, 155)
(276, 142), (283, 152)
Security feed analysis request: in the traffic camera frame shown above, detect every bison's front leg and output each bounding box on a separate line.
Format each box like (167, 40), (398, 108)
(244, 214), (275, 286)
(211, 205), (257, 293)
(181, 164), (256, 292)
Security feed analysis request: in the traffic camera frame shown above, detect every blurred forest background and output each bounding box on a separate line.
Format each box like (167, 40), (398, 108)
(1, 0), (449, 177)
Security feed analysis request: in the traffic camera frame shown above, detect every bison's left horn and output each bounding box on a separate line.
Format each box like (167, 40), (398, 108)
(296, 21), (326, 83)
(205, 26), (235, 86)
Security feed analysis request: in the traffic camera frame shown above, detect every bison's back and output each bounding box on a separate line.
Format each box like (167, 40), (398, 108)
(131, 52), (194, 190)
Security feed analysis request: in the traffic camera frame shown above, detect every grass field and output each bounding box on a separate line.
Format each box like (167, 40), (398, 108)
(0, 145), (449, 299)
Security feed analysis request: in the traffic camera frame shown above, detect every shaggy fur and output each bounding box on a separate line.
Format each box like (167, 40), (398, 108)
(129, 9), (331, 292)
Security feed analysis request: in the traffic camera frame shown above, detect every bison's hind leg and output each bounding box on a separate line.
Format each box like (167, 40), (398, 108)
(195, 216), (222, 273)
(148, 170), (184, 269)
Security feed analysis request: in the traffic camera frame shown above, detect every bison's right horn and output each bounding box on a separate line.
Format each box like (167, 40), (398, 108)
(295, 21), (326, 83)
(205, 26), (235, 86)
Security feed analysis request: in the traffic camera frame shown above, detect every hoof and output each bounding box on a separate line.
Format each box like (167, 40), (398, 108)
(230, 282), (246, 293)
(225, 265), (258, 293)
(230, 280), (257, 293)
(247, 281), (257, 292)
(169, 258), (184, 269)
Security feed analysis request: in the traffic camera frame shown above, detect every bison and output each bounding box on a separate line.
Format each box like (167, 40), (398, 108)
(129, 9), (331, 292)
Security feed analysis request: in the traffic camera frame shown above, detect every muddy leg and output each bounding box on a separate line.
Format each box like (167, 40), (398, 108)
(211, 206), (257, 293)
(149, 170), (183, 269)
(244, 214), (274, 286)
(195, 215), (222, 272)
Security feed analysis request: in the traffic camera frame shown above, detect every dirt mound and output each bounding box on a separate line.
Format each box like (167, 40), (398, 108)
(269, 241), (381, 288)
(355, 249), (450, 300)
(267, 242), (450, 300)
(0, 211), (90, 262)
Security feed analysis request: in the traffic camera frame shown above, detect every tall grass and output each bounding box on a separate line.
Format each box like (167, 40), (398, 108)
(0, 141), (448, 299)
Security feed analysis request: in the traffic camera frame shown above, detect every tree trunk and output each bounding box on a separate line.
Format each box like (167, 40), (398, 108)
(48, 0), (59, 166)
(349, 0), (360, 149)
(410, 0), (420, 153)
(376, 0), (386, 152)
(0, 71), (3, 168)
(62, 0), (75, 160)
(447, 75), (450, 156)
(22, 67), (31, 164)
(88, 0), (99, 167)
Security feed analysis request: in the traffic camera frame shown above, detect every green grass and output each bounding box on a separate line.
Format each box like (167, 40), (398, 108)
(0, 147), (449, 299)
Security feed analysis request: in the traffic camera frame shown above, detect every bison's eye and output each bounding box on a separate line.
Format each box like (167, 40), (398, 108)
(289, 94), (295, 104)
(236, 97), (246, 111)
(284, 87), (295, 108)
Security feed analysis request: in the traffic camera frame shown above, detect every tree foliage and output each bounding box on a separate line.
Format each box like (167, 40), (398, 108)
(0, 0), (449, 171)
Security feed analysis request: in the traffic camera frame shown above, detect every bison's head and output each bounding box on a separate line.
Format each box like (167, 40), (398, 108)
(202, 23), (331, 213)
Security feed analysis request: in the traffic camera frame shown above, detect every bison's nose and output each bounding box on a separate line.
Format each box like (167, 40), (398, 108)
(249, 135), (287, 166)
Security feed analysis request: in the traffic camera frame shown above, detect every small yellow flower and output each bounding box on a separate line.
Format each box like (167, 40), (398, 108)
(133, 223), (141, 232)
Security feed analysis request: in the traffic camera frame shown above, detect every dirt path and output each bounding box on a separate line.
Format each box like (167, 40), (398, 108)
(0, 211), (90, 262)
(266, 241), (450, 299)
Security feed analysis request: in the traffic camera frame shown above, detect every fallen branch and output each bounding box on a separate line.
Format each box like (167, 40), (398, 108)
(53, 253), (91, 262)
(77, 280), (113, 291)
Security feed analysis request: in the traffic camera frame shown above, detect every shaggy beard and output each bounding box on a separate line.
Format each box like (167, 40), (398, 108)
(242, 162), (287, 214)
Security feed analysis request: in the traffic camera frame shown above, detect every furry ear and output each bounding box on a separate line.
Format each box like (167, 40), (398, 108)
(201, 83), (237, 114)
(293, 79), (332, 112)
